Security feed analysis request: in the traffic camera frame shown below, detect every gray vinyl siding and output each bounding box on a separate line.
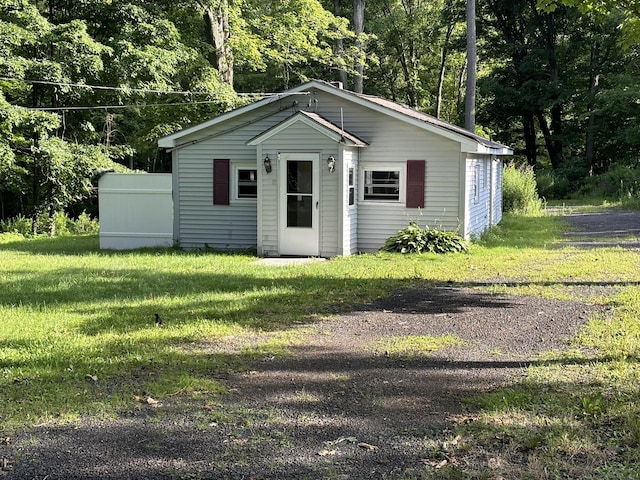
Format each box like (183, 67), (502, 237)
(173, 105), (296, 249)
(259, 154), (279, 256)
(466, 156), (492, 237)
(307, 88), (462, 252)
(170, 85), (503, 254)
(492, 158), (503, 226)
(257, 122), (341, 257)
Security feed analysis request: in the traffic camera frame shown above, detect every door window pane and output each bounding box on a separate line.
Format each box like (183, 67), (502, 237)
(287, 161), (313, 194)
(287, 195), (313, 227)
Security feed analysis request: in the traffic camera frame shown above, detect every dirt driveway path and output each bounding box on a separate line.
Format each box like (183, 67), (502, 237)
(3, 210), (634, 480)
(560, 209), (640, 249)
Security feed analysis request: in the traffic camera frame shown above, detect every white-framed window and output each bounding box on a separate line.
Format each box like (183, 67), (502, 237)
(348, 166), (355, 206)
(473, 163), (480, 204)
(360, 165), (404, 203)
(232, 164), (258, 201)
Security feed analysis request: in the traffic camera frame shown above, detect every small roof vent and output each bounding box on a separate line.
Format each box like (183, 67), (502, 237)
(329, 81), (344, 90)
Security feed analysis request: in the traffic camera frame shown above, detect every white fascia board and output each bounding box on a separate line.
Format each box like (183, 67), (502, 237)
(472, 145), (514, 155)
(247, 113), (342, 146)
(157, 92), (308, 148)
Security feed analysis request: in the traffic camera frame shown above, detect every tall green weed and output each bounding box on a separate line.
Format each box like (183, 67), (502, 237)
(0, 211), (99, 236)
(503, 163), (543, 214)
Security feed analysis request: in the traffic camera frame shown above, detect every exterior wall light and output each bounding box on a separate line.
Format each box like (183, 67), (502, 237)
(263, 155), (272, 174)
(327, 155), (336, 173)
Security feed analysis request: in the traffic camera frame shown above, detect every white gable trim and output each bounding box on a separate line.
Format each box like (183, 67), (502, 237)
(158, 80), (512, 156)
(246, 111), (368, 147)
(157, 92), (309, 148)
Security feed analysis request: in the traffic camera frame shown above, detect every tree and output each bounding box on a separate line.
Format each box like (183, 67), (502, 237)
(465, 0), (476, 131)
(353, 0), (366, 92)
(363, 0), (466, 118)
(198, 0), (234, 86)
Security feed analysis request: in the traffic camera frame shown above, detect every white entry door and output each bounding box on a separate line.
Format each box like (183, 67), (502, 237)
(279, 152), (320, 256)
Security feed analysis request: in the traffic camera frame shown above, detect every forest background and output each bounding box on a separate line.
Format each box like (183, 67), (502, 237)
(1, 0), (639, 233)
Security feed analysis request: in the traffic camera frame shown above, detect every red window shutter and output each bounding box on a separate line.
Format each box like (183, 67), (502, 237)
(213, 159), (230, 205)
(406, 160), (425, 208)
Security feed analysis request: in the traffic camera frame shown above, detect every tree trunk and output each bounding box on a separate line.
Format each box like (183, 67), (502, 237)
(436, 22), (455, 119)
(334, 0), (348, 89)
(586, 39), (602, 174)
(396, 43), (417, 107)
(353, 0), (365, 93)
(465, 0), (476, 132)
(541, 9), (564, 169)
(536, 112), (562, 170)
(202, 0), (234, 87)
(523, 112), (537, 166)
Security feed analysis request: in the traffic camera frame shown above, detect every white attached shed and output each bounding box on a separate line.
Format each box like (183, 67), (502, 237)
(158, 80), (512, 256)
(98, 173), (173, 250)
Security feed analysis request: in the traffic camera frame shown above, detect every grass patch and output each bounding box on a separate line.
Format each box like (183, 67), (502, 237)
(2, 209), (640, 479)
(370, 334), (464, 358)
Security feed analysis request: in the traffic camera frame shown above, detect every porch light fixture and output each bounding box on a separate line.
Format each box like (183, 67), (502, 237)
(327, 155), (336, 173)
(263, 155), (272, 174)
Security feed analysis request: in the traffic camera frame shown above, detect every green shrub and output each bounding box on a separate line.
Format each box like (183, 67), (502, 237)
(68, 211), (99, 235)
(536, 169), (574, 199)
(503, 163), (543, 214)
(1, 215), (31, 235)
(381, 222), (468, 254)
(581, 164), (640, 204)
(0, 212), (98, 236)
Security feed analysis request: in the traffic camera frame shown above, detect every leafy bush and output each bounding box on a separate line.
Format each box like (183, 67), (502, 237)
(0, 215), (34, 236)
(536, 169), (574, 199)
(581, 164), (640, 202)
(0, 212), (98, 236)
(502, 163), (543, 214)
(381, 222), (468, 254)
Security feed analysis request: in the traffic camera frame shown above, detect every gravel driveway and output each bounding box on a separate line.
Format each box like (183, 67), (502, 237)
(2, 210), (634, 480)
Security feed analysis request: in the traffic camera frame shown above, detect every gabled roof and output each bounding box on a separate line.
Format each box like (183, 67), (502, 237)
(246, 110), (369, 147)
(158, 80), (512, 155)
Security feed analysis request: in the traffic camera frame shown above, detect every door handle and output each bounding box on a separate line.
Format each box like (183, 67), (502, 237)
(316, 201), (319, 209)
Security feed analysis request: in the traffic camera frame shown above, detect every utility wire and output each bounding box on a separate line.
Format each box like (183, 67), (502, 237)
(0, 76), (268, 97)
(28, 100), (223, 111)
(0, 76), (303, 98)
(2, 76), (310, 111)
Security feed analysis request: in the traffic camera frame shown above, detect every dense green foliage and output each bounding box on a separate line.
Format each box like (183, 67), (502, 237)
(503, 163), (544, 214)
(1, 0), (639, 227)
(0, 210), (99, 236)
(381, 221), (469, 254)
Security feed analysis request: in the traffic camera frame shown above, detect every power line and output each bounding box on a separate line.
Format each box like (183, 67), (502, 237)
(2, 76), (310, 111)
(0, 76), (275, 97)
(28, 100), (223, 111)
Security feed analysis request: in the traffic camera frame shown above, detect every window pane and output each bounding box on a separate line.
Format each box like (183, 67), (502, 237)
(363, 170), (399, 201)
(237, 169), (257, 198)
(287, 161), (312, 194)
(287, 195), (312, 227)
(348, 168), (355, 205)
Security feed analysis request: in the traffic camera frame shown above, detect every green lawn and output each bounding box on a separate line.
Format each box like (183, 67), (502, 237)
(1, 212), (640, 478)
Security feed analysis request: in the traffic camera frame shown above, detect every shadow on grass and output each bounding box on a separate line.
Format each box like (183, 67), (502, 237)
(4, 341), (636, 480)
